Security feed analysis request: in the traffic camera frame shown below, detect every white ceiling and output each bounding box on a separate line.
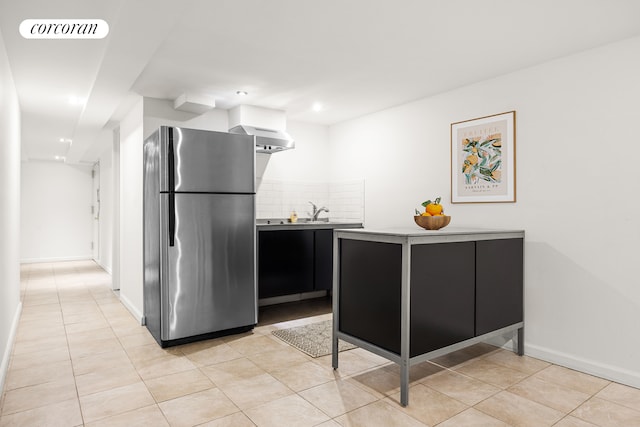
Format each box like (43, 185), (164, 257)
(1, 0), (640, 164)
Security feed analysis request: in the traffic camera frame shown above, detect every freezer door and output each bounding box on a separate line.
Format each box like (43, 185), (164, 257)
(159, 193), (257, 341)
(159, 127), (255, 193)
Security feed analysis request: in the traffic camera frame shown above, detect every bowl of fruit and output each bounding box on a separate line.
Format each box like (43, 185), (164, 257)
(414, 197), (451, 230)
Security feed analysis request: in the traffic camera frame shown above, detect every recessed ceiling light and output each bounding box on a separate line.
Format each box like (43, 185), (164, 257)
(312, 102), (323, 112)
(59, 138), (65, 142)
(236, 90), (248, 96)
(68, 95), (86, 106)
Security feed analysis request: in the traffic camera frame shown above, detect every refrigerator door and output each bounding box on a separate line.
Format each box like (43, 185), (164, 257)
(159, 193), (256, 341)
(159, 127), (255, 194)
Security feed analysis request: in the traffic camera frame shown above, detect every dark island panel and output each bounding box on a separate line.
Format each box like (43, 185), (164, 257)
(339, 239), (402, 354)
(475, 238), (524, 336)
(410, 242), (476, 356)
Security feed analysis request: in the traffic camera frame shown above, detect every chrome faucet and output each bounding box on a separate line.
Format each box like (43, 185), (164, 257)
(308, 201), (330, 221)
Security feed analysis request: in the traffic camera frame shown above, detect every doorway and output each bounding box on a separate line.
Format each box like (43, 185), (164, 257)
(92, 162), (100, 262)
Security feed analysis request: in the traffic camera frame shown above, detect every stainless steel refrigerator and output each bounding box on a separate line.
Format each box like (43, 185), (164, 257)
(143, 126), (257, 347)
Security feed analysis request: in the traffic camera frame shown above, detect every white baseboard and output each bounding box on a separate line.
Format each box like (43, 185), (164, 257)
(526, 343), (640, 389)
(20, 255), (92, 264)
(119, 292), (144, 325)
(94, 259), (112, 275)
(1, 302), (22, 395)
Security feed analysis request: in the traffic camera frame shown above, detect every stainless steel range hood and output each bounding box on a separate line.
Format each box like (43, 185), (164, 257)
(229, 124), (294, 153)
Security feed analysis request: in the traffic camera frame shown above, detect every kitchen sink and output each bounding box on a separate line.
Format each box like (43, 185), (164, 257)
(257, 218), (330, 225)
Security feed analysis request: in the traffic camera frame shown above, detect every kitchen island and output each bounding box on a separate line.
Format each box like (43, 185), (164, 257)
(332, 227), (524, 406)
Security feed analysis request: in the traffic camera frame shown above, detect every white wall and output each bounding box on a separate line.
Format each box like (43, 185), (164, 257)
(97, 144), (113, 273)
(112, 128), (120, 290)
(329, 36), (640, 387)
(257, 121), (331, 208)
(118, 97), (145, 321)
(0, 28), (22, 395)
(261, 121), (330, 183)
(20, 162), (93, 262)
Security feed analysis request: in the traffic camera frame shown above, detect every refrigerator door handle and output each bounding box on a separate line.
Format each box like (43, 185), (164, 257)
(168, 127), (175, 190)
(168, 193), (175, 247)
(168, 128), (176, 247)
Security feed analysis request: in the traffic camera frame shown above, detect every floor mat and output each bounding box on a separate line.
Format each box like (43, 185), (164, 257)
(271, 319), (356, 358)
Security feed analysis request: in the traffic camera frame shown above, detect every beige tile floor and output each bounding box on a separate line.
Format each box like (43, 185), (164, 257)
(2, 261), (640, 426)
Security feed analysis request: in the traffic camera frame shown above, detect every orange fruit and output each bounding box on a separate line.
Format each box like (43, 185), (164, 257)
(426, 203), (442, 216)
(422, 197), (445, 216)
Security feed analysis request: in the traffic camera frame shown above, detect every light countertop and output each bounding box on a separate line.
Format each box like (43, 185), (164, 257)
(334, 227), (524, 244)
(256, 219), (363, 231)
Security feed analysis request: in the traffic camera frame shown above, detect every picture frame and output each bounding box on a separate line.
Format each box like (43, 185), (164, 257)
(451, 111), (516, 203)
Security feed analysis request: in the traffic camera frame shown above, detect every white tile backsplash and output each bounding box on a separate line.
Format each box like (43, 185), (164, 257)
(329, 180), (365, 222)
(257, 179), (364, 222)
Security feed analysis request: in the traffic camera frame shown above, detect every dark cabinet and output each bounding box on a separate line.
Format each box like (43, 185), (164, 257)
(258, 228), (338, 298)
(339, 239), (402, 354)
(258, 230), (314, 298)
(314, 229), (334, 291)
(475, 238), (524, 335)
(410, 242), (476, 356)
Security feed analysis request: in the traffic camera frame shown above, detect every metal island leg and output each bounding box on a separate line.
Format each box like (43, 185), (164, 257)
(400, 359), (409, 406)
(332, 327), (339, 369)
(332, 232), (340, 370)
(400, 241), (411, 406)
(517, 326), (524, 356)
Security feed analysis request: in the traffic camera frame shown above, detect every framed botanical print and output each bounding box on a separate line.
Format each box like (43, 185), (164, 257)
(451, 111), (516, 203)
